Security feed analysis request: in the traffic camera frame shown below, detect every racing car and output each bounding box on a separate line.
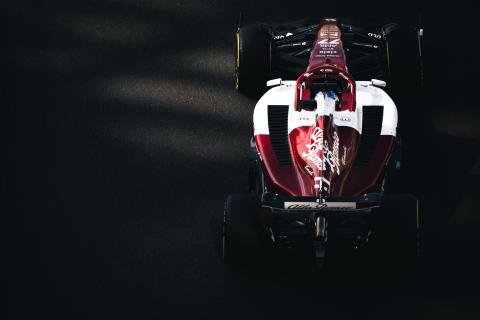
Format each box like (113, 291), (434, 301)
(223, 18), (423, 267)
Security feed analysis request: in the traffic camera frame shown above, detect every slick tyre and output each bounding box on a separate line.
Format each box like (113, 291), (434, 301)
(235, 24), (270, 99)
(369, 194), (420, 268)
(383, 24), (423, 95)
(222, 194), (262, 265)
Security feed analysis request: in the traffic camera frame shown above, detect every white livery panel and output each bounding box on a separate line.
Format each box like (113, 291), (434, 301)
(253, 80), (398, 137)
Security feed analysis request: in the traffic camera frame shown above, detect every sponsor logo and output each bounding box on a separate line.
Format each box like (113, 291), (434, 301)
(286, 203), (328, 209)
(302, 128), (341, 175)
(320, 32), (339, 37)
(284, 201), (356, 210)
(324, 131), (340, 175)
(316, 38), (340, 58)
(368, 32), (382, 39)
(317, 39), (340, 45)
(302, 127), (324, 171)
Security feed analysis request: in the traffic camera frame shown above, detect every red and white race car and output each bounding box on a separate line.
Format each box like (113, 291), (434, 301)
(223, 18), (424, 267)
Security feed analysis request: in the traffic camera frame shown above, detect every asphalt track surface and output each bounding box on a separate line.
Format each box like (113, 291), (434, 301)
(7, 1), (480, 319)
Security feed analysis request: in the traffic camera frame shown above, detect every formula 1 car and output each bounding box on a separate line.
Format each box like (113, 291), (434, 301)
(223, 18), (424, 267)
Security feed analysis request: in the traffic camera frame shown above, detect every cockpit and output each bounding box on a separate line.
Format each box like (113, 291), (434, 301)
(295, 66), (356, 113)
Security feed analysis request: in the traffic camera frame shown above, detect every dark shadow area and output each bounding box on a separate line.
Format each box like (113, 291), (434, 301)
(6, 1), (480, 319)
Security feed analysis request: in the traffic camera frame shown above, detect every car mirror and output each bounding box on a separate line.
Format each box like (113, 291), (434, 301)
(371, 79), (386, 88)
(266, 78), (282, 87)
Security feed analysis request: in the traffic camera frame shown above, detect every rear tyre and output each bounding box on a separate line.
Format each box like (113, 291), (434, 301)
(384, 24), (425, 156)
(235, 25), (270, 98)
(384, 24), (423, 96)
(369, 194), (420, 269)
(222, 194), (262, 264)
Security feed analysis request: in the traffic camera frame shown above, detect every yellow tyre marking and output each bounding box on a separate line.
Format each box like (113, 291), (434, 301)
(235, 32), (240, 90)
(236, 32), (240, 68)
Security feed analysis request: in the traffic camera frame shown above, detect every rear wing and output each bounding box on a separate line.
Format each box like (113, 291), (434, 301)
(267, 19), (388, 81)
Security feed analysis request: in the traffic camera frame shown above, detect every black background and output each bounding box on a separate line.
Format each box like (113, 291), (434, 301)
(6, 1), (480, 319)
